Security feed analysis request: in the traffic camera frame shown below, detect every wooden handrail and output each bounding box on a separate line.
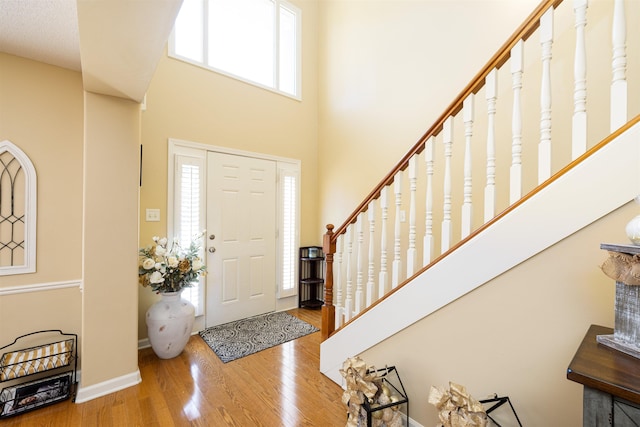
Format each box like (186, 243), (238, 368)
(324, 113), (640, 339)
(319, 0), (627, 341)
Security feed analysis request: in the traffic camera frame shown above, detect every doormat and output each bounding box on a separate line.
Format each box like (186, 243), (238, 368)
(199, 312), (319, 363)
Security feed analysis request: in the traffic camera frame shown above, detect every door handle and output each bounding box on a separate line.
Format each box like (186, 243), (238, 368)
(208, 247), (216, 253)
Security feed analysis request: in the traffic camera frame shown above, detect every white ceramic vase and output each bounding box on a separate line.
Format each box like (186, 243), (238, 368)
(146, 290), (195, 359)
(626, 195), (640, 245)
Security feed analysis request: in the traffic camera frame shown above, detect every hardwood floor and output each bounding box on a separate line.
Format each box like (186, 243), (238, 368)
(2, 309), (346, 427)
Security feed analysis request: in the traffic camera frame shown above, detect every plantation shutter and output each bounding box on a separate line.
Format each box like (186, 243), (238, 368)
(277, 164), (299, 298)
(174, 153), (206, 315)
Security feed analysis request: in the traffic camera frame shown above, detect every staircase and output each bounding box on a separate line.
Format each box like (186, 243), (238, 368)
(319, 0), (640, 424)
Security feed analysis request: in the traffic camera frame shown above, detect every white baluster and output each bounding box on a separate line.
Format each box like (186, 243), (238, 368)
(441, 118), (453, 252)
(407, 156), (418, 276)
(573, 0), (588, 160)
(379, 186), (389, 297)
(344, 224), (353, 322)
(611, 0), (627, 132)
(484, 69), (497, 221)
(510, 40), (524, 203)
(334, 233), (344, 328)
(424, 136), (435, 265)
(355, 213), (364, 315)
(462, 95), (474, 238)
(366, 200), (376, 306)
(392, 171), (403, 288)
(539, 7), (554, 183)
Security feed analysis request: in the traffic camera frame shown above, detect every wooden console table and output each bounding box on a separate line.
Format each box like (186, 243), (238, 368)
(567, 324), (640, 425)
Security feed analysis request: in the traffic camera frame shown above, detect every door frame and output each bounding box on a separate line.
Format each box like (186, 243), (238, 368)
(167, 138), (301, 332)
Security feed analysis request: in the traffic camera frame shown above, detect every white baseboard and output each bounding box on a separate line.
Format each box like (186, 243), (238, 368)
(138, 338), (151, 349)
(407, 413), (425, 427)
(75, 369), (141, 403)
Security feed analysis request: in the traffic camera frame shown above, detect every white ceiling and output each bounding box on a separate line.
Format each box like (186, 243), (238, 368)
(0, 0), (82, 71)
(0, 0), (182, 102)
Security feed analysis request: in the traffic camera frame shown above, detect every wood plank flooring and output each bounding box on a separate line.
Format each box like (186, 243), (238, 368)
(2, 309), (346, 426)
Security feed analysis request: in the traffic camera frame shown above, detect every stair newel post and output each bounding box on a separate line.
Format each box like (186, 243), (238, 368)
(322, 224), (336, 341)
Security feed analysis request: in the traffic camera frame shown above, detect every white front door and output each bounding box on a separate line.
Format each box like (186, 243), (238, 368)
(206, 152), (277, 327)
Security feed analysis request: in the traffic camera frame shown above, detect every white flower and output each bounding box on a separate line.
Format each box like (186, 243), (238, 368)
(192, 259), (203, 271)
(142, 258), (155, 270)
(140, 234), (206, 293)
(149, 271), (164, 284)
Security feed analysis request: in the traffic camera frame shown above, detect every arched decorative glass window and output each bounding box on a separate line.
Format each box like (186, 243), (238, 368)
(0, 140), (37, 275)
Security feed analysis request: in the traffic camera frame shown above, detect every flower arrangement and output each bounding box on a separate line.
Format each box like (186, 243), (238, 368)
(138, 232), (207, 293)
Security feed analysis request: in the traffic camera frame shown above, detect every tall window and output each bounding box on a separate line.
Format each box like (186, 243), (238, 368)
(277, 164), (299, 297)
(171, 147), (206, 315)
(170, 0), (302, 99)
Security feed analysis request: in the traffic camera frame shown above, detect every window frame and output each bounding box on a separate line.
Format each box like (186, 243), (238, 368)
(276, 163), (300, 298)
(167, 144), (207, 316)
(168, 0), (302, 100)
(0, 140), (37, 276)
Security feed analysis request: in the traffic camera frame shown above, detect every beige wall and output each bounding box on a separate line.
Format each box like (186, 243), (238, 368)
(361, 202), (634, 426)
(317, 0), (540, 232)
(138, 0), (319, 338)
(81, 92), (141, 387)
(0, 53), (83, 346)
(0, 52), (141, 392)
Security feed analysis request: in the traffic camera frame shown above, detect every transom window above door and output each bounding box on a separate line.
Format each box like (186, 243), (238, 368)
(169, 0), (302, 99)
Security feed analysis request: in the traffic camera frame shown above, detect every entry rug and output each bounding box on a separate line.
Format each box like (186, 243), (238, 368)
(199, 312), (319, 363)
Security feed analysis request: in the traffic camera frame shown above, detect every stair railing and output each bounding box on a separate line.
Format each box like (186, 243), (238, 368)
(321, 0), (635, 340)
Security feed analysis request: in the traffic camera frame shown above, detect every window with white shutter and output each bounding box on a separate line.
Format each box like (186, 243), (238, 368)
(171, 147), (206, 315)
(277, 164), (299, 297)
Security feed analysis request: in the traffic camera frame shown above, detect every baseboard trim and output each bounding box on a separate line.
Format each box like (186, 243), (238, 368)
(138, 338), (151, 349)
(407, 413), (425, 427)
(75, 369), (141, 403)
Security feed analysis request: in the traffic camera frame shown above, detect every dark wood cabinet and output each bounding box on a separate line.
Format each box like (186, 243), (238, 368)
(298, 246), (324, 309)
(567, 325), (640, 426)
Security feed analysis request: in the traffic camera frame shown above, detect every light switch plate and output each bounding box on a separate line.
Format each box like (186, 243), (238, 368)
(146, 208), (160, 222)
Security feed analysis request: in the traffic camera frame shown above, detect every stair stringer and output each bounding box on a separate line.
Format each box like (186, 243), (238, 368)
(320, 122), (640, 384)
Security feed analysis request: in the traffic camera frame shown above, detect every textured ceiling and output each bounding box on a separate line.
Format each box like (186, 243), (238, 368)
(0, 0), (182, 103)
(0, 0), (81, 71)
